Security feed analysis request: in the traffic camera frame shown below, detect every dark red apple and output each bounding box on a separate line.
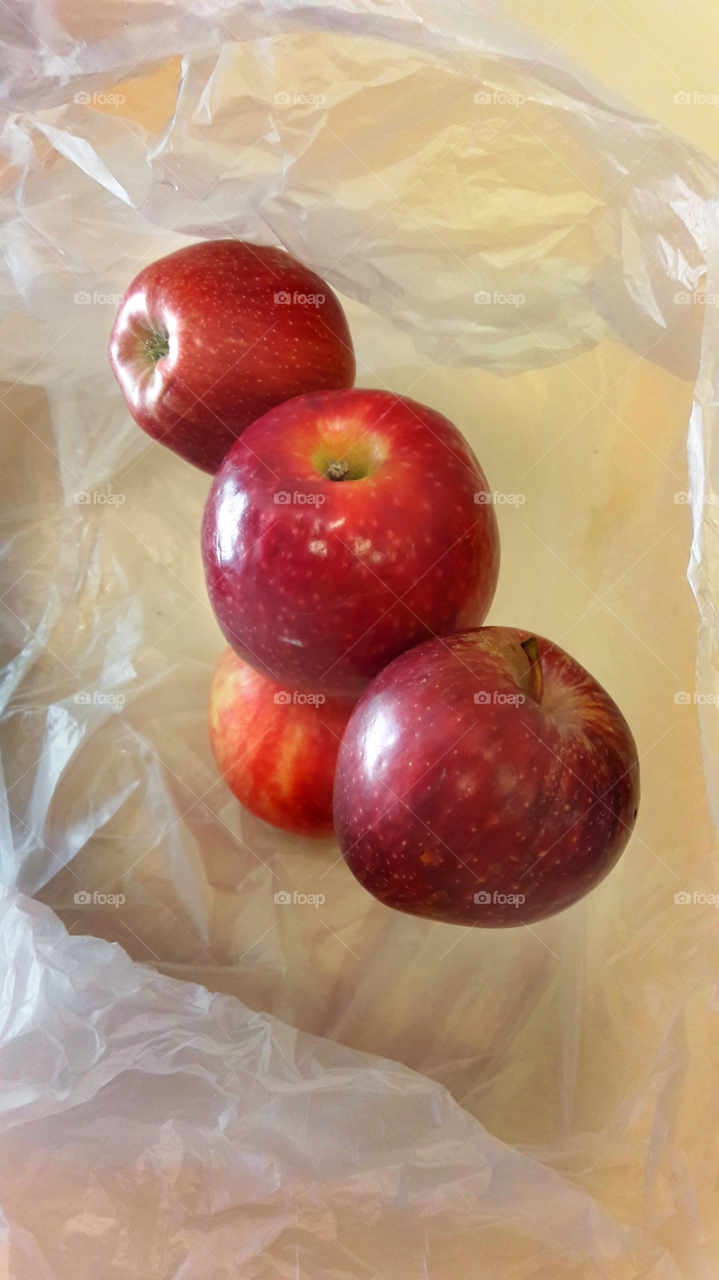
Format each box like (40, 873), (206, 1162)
(202, 389), (500, 697)
(209, 647), (356, 838)
(108, 240), (355, 473)
(333, 627), (639, 925)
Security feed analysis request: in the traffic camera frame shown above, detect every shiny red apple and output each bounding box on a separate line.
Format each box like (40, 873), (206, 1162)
(109, 240), (355, 473)
(209, 647), (356, 838)
(202, 389), (500, 697)
(333, 627), (640, 925)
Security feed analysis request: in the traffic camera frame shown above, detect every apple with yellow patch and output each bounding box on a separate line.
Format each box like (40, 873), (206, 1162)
(209, 648), (356, 838)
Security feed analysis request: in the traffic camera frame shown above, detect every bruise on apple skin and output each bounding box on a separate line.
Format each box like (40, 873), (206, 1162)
(333, 627), (640, 928)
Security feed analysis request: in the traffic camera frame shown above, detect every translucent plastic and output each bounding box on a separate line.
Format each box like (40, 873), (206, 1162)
(1, 2), (718, 1275)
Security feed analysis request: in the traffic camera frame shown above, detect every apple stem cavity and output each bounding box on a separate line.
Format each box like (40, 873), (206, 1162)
(521, 636), (544, 704)
(327, 460), (351, 481)
(144, 328), (170, 364)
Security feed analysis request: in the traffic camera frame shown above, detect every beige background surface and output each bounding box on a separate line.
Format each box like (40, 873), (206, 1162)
(504, 0), (719, 161)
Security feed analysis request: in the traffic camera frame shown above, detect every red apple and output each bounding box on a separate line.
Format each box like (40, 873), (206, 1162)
(109, 240), (355, 473)
(202, 389), (500, 697)
(209, 647), (356, 838)
(333, 627), (640, 925)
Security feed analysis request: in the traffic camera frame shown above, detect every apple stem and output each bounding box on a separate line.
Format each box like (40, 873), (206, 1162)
(145, 329), (170, 364)
(521, 636), (543, 704)
(327, 460), (350, 481)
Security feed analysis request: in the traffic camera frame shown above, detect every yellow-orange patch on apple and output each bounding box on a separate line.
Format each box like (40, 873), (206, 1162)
(209, 648), (356, 838)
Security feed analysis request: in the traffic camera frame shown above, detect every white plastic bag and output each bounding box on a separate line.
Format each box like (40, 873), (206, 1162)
(1, 1), (718, 1274)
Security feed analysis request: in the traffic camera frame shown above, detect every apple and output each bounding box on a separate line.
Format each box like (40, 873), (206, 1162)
(333, 627), (640, 926)
(202, 389), (500, 697)
(209, 646), (356, 838)
(109, 240), (355, 473)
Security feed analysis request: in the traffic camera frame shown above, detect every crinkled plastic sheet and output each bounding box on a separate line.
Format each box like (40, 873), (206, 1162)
(1, 1), (719, 1276)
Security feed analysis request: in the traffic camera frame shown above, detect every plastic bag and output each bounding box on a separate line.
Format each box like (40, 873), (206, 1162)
(1, 1), (718, 1274)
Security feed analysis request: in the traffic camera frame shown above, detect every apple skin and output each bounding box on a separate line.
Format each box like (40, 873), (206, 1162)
(202, 389), (500, 697)
(108, 240), (355, 474)
(333, 627), (640, 926)
(209, 647), (356, 838)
